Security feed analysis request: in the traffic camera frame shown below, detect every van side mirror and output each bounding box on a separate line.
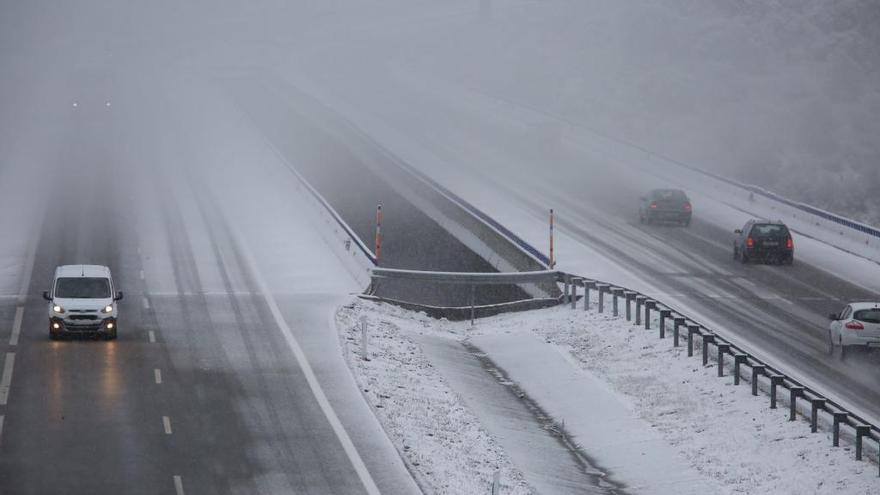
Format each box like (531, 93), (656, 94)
(828, 313), (839, 321)
(42, 291), (51, 301)
(114, 291), (124, 301)
(734, 229), (742, 234)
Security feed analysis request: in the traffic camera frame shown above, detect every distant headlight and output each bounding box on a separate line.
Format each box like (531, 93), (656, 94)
(52, 304), (65, 314)
(102, 305), (114, 314)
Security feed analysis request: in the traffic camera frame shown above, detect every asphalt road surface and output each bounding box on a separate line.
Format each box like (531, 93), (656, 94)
(0, 86), (419, 495)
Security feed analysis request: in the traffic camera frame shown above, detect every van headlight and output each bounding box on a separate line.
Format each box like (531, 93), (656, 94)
(52, 304), (65, 314)
(102, 305), (114, 314)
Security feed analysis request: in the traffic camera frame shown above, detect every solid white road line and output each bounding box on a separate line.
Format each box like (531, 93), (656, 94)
(0, 415), (4, 445)
(0, 353), (15, 405)
(173, 475), (184, 495)
(232, 225), (381, 495)
(142, 297), (150, 310)
(148, 331), (156, 343)
(9, 307), (24, 346)
(163, 416), (172, 435)
(154, 369), (162, 384)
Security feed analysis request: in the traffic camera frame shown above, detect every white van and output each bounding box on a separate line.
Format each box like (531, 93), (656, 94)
(43, 265), (123, 340)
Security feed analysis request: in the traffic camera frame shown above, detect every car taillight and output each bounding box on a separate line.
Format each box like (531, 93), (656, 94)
(649, 202), (658, 209)
(845, 321), (864, 330)
(786, 237), (793, 250)
(746, 237), (754, 248)
(683, 202), (692, 212)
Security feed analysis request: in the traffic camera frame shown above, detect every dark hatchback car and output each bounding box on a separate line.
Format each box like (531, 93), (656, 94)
(639, 189), (692, 226)
(733, 220), (794, 265)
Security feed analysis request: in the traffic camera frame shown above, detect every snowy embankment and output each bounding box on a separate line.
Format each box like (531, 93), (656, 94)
(336, 300), (534, 495)
(339, 299), (879, 495)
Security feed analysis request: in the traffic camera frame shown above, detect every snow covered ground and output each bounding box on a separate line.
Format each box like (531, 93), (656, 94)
(336, 300), (535, 495)
(340, 299), (880, 494)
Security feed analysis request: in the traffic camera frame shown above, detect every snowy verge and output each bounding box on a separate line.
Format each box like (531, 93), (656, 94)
(347, 300), (880, 494)
(336, 300), (534, 495)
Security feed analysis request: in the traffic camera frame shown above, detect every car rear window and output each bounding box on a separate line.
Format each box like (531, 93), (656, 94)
(750, 224), (789, 237)
(854, 309), (880, 324)
(652, 190), (687, 202)
(55, 277), (111, 298)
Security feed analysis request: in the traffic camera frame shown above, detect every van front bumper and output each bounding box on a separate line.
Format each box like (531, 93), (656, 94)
(50, 316), (116, 334)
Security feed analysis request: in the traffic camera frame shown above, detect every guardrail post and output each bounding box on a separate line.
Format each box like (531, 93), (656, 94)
(701, 334), (715, 366)
(810, 399), (827, 433)
(645, 301), (655, 330)
(625, 292), (634, 321)
(612, 288), (620, 317)
(716, 343), (730, 375)
(855, 425), (871, 460)
(570, 278), (579, 309)
(751, 365), (765, 396)
(470, 285), (476, 326)
(673, 318), (685, 347)
(659, 310), (671, 339)
(789, 386), (804, 421)
(563, 274), (570, 304)
(635, 296), (645, 326)
(687, 325), (701, 357)
(770, 375), (785, 409)
(584, 282), (592, 311)
(597, 285), (606, 313)
(832, 412), (848, 447)
(733, 354), (748, 385)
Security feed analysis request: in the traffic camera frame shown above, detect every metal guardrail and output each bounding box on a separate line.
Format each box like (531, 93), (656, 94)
(370, 268), (559, 324)
(557, 272), (880, 475)
(371, 268), (557, 285)
(680, 164), (880, 241)
(292, 170), (377, 266)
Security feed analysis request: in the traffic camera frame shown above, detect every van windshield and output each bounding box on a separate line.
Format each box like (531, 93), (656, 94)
(55, 277), (111, 299)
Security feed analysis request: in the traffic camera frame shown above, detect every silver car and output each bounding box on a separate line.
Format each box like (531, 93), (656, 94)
(827, 302), (880, 358)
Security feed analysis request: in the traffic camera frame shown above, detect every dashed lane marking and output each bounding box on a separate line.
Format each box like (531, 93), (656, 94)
(0, 353), (15, 405)
(148, 331), (156, 343)
(154, 369), (162, 384)
(163, 416), (172, 435)
(9, 307), (24, 346)
(139, 270), (145, 280)
(142, 297), (150, 310)
(173, 475), (184, 495)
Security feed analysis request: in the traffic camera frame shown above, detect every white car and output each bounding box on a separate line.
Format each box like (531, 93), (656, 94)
(42, 265), (123, 340)
(827, 302), (880, 358)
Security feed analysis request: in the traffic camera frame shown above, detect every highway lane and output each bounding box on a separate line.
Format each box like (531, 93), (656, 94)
(0, 84), (419, 494)
(469, 142), (880, 423)
(246, 69), (880, 423)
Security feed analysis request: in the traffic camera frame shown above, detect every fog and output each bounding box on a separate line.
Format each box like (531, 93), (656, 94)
(2, 0), (880, 234)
